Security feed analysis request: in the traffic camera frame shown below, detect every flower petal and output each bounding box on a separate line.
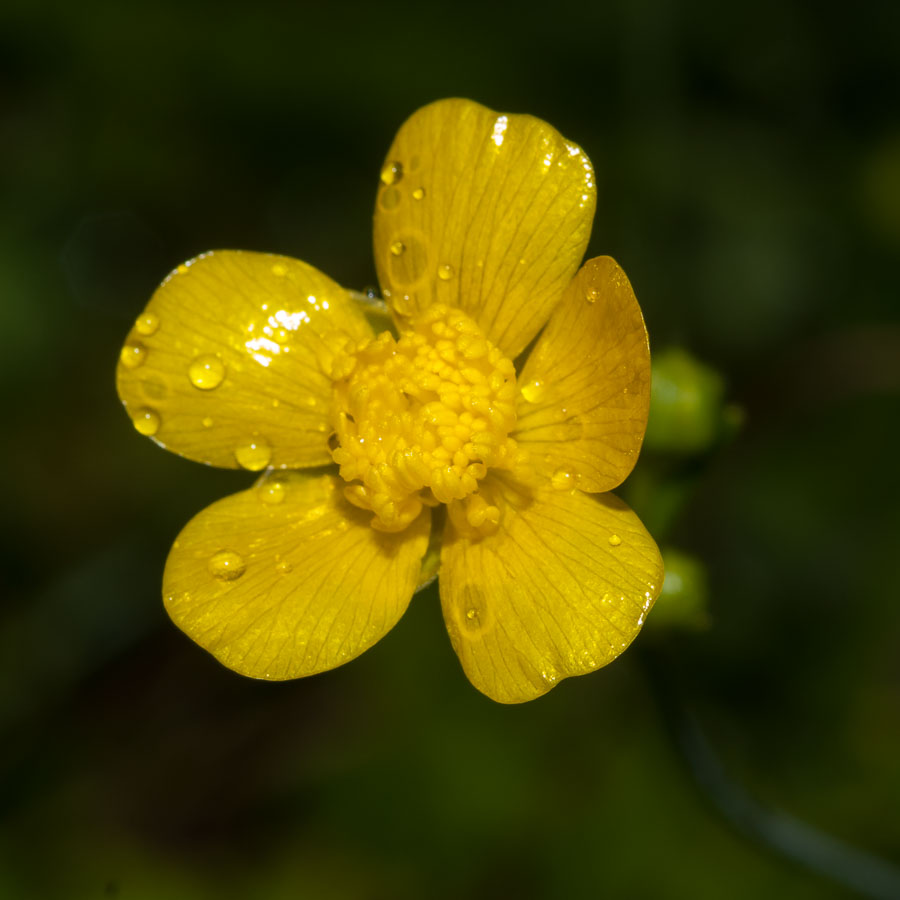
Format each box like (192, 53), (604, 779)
(440, 478), (662, 703)
(164, 471), (430, 680)
(116, 251), (374, 470)
(374, 98), (596, 359)
(515, 257), (651, 493)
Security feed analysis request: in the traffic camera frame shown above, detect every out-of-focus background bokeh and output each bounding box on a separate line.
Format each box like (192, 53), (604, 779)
(2, 0), (899, 897)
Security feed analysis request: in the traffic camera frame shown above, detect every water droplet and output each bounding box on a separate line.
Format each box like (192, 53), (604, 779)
(176, 263), (189, 275)
(391, 294), (413, 316)
(608, 534), (622, 547)
(235, 439), (271, 470)
(259, 480), (286, 505)
(437, 263), (454, 281)
(202, 416), (213, 428)
(189, 354), (225, 390)
(551, 467), (575, 490)
(412, 187), (425, 200)
(208, 550), (246, 581)
(275, 558), (293, 575)
(379, 187), (401, 210)
(380, 160), (403, 185)
(134, 313), (159, 335)
(520, 379), (546, 403)
(272, 328), (290, 345)
(271, 263), (287, 276)
(586, 287), (600, 303)
(120, 341), (147, 369)
(389, 234), (429, 289)
(132, 407), (160, 435)
(460, 586), (488, 634)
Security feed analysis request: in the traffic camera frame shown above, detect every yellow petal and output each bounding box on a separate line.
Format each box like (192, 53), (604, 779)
(374, 98), (595, 359)
(515, 257), (651, 493)
(116, 251), (374, 470)
(164, 471), (430, 679)
(440, 477), (662, 703)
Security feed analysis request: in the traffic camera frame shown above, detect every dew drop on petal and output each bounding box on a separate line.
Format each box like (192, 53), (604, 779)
(380, 160), (403, 185)
(208, 549), (246, 581)
(608, 534), (622, 547)
(437, 263), (454, 281)
(379, 187), (401, 211)
(275, 558), (293, 575)
(259, 480), (286, 505)
(551, 467), (575, 490)
(586, 287), (600, 303)
(412, 187), (425, 200)
(520, 379), (546, 403)
(202, 416), (213, 428)
(460, 586), (488, 635)
(271, 263), (287, 277)
(235, 439), (271, 470)
(189, 354), (225, 390)
(134, 313), (159, 336)
(120, 341), (147, 369)
(389, 235), (429, 288)
(132, 407), (160, 435)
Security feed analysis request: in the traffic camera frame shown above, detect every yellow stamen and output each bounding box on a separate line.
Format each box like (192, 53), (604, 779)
(331, 304), (518, 532)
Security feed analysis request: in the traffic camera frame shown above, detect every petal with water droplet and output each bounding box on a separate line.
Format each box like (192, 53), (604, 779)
(164, 471), (430, 680)
(116, 250), (373, 469)
(440, 476), (662, 703)
(374, 99), (595, 357)
(515, 257), (651, 493)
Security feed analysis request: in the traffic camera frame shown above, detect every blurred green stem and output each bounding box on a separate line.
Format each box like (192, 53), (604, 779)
(642, 649), (900, 900)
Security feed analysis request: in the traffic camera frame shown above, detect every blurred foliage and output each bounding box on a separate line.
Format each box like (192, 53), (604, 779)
(1, 0), (899, 898)
(648, 548), (711, 631)
(645, 347), (737, 454)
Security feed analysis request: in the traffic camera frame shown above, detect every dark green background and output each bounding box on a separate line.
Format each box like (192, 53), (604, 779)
(2, 0), (899, 897)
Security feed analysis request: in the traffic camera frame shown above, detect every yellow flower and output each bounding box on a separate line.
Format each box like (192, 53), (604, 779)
(116, 99), (663, 703)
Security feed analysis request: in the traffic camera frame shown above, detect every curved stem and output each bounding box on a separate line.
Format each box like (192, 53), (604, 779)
(642, 649), (900, 900)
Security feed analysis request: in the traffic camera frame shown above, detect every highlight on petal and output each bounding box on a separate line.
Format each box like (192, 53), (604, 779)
(515, 257), (651, 493)
(164, 471), (430, 680)
(374, 98), (596, 359)
(116, 251), (374, 470)
(440, 477), (663, 703)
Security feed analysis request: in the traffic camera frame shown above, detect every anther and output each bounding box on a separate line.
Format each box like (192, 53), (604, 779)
(328, 304), (519, 533)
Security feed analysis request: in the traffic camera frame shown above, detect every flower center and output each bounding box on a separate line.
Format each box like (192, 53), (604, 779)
(330, 304), (519, 532)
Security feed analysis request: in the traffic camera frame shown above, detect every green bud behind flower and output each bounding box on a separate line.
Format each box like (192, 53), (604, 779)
(645, 348), (740, 454)
(648, 547), (710, 631)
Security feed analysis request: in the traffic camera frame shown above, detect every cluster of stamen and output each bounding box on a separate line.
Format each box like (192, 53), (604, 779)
(330, 304), (519, 533)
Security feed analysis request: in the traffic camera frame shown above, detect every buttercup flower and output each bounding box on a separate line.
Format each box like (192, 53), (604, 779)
(117, 99), (663, 703)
